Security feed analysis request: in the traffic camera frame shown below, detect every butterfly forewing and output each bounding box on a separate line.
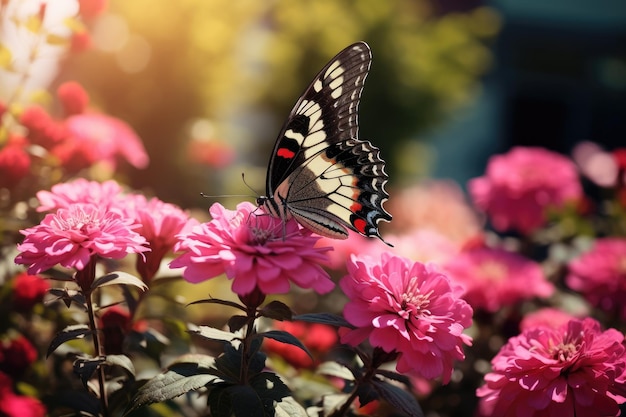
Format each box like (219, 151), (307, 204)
(262, 41), (392, 245)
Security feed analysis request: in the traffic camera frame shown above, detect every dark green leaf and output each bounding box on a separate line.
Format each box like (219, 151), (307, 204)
(250, 372), (291, 404)
(228, 315), (249, 332)
(91, 271), (148, 292)
(293, 313), (353, 328)
(259, 300), (293, 321)
(256, 331), (312, 362)
(74, 355), (104, 388)
(48, 288), (86, 309)
(228, 385), (265, 417)
(188, 297), (246, 312)
(317, 361), (356, 380)
(128, 356), (218, 413)
(373, 379), (424, 417)
(47, 324), (92, 357)
(355, 381), (379, 407)
(376, 369), (412, 387)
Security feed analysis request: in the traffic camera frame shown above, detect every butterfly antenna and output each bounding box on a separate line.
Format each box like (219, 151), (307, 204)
(199, 192), (256, 200)
(240, 172), (263, 197)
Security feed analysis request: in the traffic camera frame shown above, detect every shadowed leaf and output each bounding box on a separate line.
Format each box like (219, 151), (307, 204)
(91, 271), (148, 292)
(47, 324), (91, 357)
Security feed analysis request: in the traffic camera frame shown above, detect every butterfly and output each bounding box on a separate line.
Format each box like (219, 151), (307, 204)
(257, 41), (392, 246)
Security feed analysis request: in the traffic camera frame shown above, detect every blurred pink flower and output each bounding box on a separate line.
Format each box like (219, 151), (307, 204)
(477, 318), (626, 417)
(469, 147), (582, 235)
(443, 247), (554, 312)
(36, 178), (125, 212)
(15, 203), (148, 275)
(339, 253), (473, 383)
(572, 141), (620, 187)
(170, 202), (333, 296)
(187, 137), (235, 169)
(566, 238), (626, 320)
(0, 335), (37, 379)
(0, 372), (46, 417)
(519, 308), (580, 332)
(55, 113), (148, 171)
(122, 194), (198, 282)
(0, 135), (31, 188)
(385, 180), (483, 244)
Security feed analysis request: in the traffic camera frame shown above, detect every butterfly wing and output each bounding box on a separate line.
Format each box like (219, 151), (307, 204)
(263, 41), (392, 244)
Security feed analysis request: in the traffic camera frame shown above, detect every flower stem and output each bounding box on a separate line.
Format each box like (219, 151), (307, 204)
(79, 259), (109, 417)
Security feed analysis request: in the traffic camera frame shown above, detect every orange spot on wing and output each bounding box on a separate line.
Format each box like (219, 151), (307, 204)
(353, 218), (367, 234)
(277, 148), (295, 159)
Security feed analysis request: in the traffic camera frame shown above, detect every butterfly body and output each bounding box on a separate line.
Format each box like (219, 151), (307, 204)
(258, 41), (392, 245)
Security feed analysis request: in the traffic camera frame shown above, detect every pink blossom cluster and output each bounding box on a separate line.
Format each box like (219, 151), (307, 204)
(477, 318), (626, 417)
(339, 253), (473, 383)
(170, 202), (334, 296)
(469, 147), (582, 234)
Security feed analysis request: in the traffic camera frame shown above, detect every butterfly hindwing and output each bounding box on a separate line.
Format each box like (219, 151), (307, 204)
(262, 41), (392, 245)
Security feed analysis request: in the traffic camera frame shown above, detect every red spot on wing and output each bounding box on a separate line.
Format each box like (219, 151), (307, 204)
(350, 202), (362, 213)
(353, 218), (367, 234)
(277, 148), (295, 159)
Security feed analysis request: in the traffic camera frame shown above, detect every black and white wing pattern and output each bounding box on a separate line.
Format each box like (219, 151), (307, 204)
(258, 41), (392, 245)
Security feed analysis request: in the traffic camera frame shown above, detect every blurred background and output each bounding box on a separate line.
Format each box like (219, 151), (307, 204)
(7, 0), (626, 208)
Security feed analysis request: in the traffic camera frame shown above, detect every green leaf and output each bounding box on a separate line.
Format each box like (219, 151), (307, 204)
(293, 313), (353, 328)
(228, 315), (249, 332)
(47, 324), (92, 357)
(73, 356), (104, 388)
(228, 385), (265, 417)
(48, 288), (86, 309)
(259, 300), (293, 321)
(188, 297), (246, 312)
(91, 271), (148, 292)
(375, 369), (412, 387)
(188, 325), (238, 343)
(274, 397), (308, 417)
(372, 379), (424, 417)
(103, 354), (135, 377)
(317, 361), (356, 381)
(256, 330), (312, 361)
(128, 355), (218, 413)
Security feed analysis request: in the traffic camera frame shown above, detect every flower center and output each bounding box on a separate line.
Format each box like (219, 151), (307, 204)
(400, 276), (432, 317)
(551, 341), (579, 363)
(54, 206), (102, 234)
(478, 260), (508, 282)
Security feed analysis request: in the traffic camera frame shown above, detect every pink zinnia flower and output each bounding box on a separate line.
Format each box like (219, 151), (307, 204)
(0, 372), (46, 417)
(339, 253), (473, 383)
(36, 178), (124, 212)
(477, 318), (626, 417)
(519, 308), (581, 332)
(56, 113), (148, 171)
(469, 147), (582, 234)
(122, 194), (198, 282)
(566, 238), (626, 320)
(443, 247), (554, 312)
(15, 203), (148, 275)
(12, 272), (50, 312)
(170, 202), (333, 296)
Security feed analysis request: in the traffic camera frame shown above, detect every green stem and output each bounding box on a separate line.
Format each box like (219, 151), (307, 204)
(79, 259), (109, 417)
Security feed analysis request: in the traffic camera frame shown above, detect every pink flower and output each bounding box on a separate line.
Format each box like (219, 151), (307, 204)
(0, 372), (46, 417)
(36, 178), (124, 212)
(519, 308), (581, 332)
(55, 113), (148, 171)
(20, 105), (67, 150)
(170, 202), (333, 296)
(385, 180), (483, 244)
(15, 203), (148, 275)
(339, 253), (473, 383)
(121, 194), (198, 282)
(469, 147), (582, 234)
(443, 247), (554, 312)
(477, 318), (626, 417)
(566, 238), (626, 320)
